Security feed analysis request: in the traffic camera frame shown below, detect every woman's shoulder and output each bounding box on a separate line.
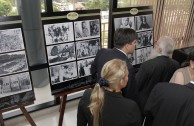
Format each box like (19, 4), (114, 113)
(175, 67), (188, 73)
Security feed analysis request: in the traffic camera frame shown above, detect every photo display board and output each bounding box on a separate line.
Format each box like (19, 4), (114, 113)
(112, 6), (154, 66)
(42, 10), (101, 95)
(0, 23), (35, 109)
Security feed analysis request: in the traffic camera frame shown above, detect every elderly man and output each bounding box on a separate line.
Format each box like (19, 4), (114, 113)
(144, 81), (194, 126)
(136, 36), (180, 112)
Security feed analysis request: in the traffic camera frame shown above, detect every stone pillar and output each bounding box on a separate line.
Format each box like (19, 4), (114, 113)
(19, 0), (49, 88)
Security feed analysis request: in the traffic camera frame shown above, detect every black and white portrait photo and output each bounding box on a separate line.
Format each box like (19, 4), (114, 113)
(0, 51), (28, 76)
(128, 51), (136, 65)
(135, 14), (153, 31)
(77, 58), (94, 78)
(47, 42), (76, 65)
(76, 38), (100, 60)
(137, 31), (153, 48)
(49, 62), (78, 85)
(44, 22), (74, 45)
(114, 16), (135, 30)
(74, 20), (90, 40)
(0, 28), (25, 54)
(136, 48), (147, 64)
(0, 72), (32, 98)
(89, 19), (100, 37)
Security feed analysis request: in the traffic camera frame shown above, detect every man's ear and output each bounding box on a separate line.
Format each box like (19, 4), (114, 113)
(158, 47), (162, 53)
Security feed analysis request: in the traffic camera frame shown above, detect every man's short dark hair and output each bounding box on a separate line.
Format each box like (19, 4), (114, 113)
(114, 28), (138, 48)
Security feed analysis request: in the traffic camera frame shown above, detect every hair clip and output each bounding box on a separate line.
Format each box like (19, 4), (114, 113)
(98, 78), (109, 87)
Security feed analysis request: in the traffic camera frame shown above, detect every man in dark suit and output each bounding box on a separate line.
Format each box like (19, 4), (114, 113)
(144, 82), (194, 126)
(136, 36), (180, 112)
(91, 28), (139, 104)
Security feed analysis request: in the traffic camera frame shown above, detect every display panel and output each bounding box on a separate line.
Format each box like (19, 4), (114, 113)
(112, 6), (154, 66)
(0, 25), (35, 109)
(42, 10), (101, 94)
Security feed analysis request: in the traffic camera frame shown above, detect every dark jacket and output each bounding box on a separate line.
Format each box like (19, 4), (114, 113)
(144, 82), (194, 126)
(91, 48), (139, 105)
(136, 56), (179, 111)
(77, 89), (142, 126)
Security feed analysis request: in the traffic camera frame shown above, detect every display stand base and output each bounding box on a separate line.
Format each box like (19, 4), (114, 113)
(54, 85), (94, 126)
(0, 102), (36, 126)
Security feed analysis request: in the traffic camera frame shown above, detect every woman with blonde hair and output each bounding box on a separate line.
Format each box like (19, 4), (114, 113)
(77, 59), (142, 126)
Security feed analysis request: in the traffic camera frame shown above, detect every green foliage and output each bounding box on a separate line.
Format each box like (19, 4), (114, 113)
(85, 0), (109, 11)
(53, 2), (60, 12)
(7, 9), (18, 16)
(0, 0), (12, 16)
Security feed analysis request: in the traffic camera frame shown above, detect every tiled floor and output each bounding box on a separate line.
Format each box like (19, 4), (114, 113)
(4, 98), (80, 126)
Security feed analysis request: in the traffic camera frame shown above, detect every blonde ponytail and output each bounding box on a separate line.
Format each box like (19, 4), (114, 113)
(88, 84), (104, 126)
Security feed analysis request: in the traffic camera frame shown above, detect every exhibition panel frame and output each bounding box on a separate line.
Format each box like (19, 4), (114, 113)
(42, 10), (102, 95)
(0, 22), (35, 110)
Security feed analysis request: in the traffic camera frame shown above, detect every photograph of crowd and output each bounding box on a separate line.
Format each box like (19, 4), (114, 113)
(74, 19), (100, 40)
(0, 72), (32, 98)
(0, 28), (25, 54)
(137, 31), (153, 48)
(136, 48), (147, 64)
(128, 52), (136, 65)
(77, 58), (94, 78)
(49, 62), (78, 85)
(44, 22), (74, 45)
(76, 38), (100, 60)
(47, 42), (76, 65)
(0, 51), (28, 76)
(135, 14), (153, 31)
(114, 16), (135, 30)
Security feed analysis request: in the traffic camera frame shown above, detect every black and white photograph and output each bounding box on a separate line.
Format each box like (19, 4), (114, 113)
(0, 51), (28, 76)
(137, 31), (153, 48)
(89, 19), (100, 36)
(44, 22), (74, 45)
(0, 91), (35, 109)
(0, 28), (25, 54)
(76, 38), (100, 59)
(49, 62), (78, 85)
(128, 51), (136, 65)
(135, 14), (153, 31)
(114, 16), (135, 30)
(74, 19), (100, 41)
(77, 58), (94, 78)
(136, 48), (147, 64)
(0, 72), (32, 98)
(47, 42), (76, 65)
(146, 46), (153, 59)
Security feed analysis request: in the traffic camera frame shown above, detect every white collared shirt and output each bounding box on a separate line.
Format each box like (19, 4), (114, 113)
(116, 48), (127, 56)
(190, 81), (194, 84)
